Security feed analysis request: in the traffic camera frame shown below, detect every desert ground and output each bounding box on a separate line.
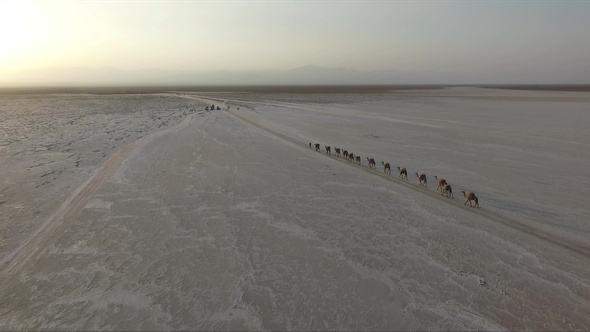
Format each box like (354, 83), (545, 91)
(0, 87), (589, 330)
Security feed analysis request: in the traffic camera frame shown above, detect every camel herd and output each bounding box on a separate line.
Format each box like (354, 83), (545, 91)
(311, 143), (480, 208)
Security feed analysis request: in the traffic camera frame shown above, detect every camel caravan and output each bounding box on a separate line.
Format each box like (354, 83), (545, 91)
(205, 104), (222, 111)
(309, 141), (480, 208)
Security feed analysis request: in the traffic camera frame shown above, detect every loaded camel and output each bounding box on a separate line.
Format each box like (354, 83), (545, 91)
(461, 191), (479, 208)
(325, 145), (331, 155)
(355, 155), (361, 165)
(343, 150), (349, 159)
(334, 148), (341, 157)
(314, 143), (320, 152)
(367, 157), (376, 169)
(434, 176), (448, 193)
(442, 184), (454, 198)
(416, 173), (427, 187)
(398, 167), (408, 179)
(382, 161), (391, 174)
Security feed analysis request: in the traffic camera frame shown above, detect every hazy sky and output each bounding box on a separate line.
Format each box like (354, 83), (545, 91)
(1, 1), (589, 84)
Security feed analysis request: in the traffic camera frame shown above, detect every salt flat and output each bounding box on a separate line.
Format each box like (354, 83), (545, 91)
(0, 88), (589, 330)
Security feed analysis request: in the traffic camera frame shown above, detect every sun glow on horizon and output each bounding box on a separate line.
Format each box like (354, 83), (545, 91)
(0, 2), (124, 77)
(1, 1), (589, 85)
(0, 2), (60, 73)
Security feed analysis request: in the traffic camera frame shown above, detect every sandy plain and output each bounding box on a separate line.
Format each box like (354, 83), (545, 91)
(0, 87), (589, 330)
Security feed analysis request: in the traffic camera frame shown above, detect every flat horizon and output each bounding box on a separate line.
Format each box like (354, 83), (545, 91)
(2, 84), (590, 95)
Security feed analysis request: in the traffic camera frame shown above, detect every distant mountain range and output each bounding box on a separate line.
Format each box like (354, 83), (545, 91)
(1, 65), (439, 86)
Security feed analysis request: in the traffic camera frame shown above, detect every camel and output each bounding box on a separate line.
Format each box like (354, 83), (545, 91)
(343, 150), (349, 159)
(434, 176), (448, 192)
(367, 157), (376, 169)
(348, 152), (355, 163)
(442, 184), (454, 198)
(382, 161), (391, 174)
(314, 143), (320, 152)
(335, 148), (341, 157)
(355, 155), (361, 165)
(415, 173), (427, 187)
(398, 167), (408, 179)
(325, 145), (331, 155)
(461, 191), (479, 208)
(309, 142), (312, 149)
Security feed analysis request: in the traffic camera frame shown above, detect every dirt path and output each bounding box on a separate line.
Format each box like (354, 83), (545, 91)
(0, 112), (197, 278)
(184, 94), (590, 260)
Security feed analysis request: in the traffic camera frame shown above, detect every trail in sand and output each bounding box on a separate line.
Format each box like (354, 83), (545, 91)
(189, 94), (590, 260)
(0, 112), (198, 277)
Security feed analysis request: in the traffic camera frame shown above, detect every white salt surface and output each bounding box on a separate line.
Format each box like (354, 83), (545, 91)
(0, 93), (196, 260)
(0, 88), (589, 330)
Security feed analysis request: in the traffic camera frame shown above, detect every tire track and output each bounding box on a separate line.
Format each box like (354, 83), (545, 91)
(0, 113), (196, 277)
(217, 98), (590, 260)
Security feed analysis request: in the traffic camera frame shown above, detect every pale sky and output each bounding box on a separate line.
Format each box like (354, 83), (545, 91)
(1, 0), (589, 84)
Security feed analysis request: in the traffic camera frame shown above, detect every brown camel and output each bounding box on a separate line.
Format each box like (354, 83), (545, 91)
(355, 155), (361, 165)
(461, 191), (479, 208)
(314, 143), (320, 152)
(335, 148), (341, 157)
(398, 167), (408, 179)
(434, 176), (448, 192)
(343, 150), (349, 159)
(348, 152), (355, 163)
(325, 145), (331, 155)
(416, 173), (427, 187)
(382, 161), (391, 174)
(442, 184), (454, 198)
(367, 157), (376, 169)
